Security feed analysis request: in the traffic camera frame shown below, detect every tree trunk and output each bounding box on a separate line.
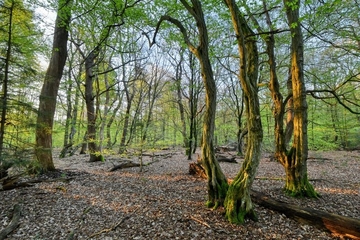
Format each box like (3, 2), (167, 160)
(84, 51), (103, 162)
(60, 45), (76, 158)
(35, 0), (72, 172)
(0, 0), (14, 157)
(155, 0), (229, 207)
(119, 63), (138, 153)
(106, 94), (123, 149)
(282, 0), (317, 197)
(98, 67), (111, 152)
(187, 54), (197, 159)
(172, 49), (187, 149)
(223, 0), (263, 224)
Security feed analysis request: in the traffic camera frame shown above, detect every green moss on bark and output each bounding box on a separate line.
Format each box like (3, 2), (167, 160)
(284, 177), (319, 198)
(224, 173), (258, 224)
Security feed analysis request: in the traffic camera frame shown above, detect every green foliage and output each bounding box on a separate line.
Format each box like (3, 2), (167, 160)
(0, 147), (34, 175)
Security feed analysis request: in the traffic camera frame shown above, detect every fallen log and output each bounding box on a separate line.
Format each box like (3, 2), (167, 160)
(0, 204), (21, 240)
(251, 190), (360, 239)
(142, 152), (174, 159)
(216, 154), (237, 163)
(109, 159), (160, 172)
(109, 161), (141, 172)
(1, 176), (73, 191)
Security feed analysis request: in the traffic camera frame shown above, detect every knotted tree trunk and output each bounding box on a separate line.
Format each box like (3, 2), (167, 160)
(281, 0), (317, 197)
(223, 0), (263, 224)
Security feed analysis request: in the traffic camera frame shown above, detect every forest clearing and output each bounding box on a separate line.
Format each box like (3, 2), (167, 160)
(1, 149), (359, 240)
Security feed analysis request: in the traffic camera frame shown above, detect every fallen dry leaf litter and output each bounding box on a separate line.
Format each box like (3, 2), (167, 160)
(0, 149), (359, 239)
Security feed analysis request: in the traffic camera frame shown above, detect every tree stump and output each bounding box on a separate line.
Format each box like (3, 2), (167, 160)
(189, 160), (207, 179)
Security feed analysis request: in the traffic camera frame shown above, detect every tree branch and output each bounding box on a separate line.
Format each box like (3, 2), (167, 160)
(152, 15), (197, 54)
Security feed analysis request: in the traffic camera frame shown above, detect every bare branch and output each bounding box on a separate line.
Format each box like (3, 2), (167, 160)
(152, 15), (196, 54)
(307, 89), (360, 114)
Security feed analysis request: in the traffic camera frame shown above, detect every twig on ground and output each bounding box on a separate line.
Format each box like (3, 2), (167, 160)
(190, 216), (211, 228)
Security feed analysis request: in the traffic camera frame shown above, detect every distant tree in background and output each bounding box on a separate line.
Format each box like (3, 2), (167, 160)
(154, 0), (229, 207)
(0, 0), (40, 174)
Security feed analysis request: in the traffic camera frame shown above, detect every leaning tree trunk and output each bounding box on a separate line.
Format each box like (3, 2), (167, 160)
(35, 0), (72, 172)
(223, 0), (263, 224)
(155, 0), (228, 207)
(282, 0), (317, 197)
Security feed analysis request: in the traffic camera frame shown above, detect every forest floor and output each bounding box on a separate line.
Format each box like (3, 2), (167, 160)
(0, 149), (359, 240)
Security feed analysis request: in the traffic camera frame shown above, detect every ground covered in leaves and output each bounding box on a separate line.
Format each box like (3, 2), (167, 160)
(1, 149), (359, 240)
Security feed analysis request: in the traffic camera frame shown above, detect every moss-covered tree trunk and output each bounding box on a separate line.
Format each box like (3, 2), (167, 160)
(185, 0), (228, 207)
(282, 0), (317, 197)
(223, 0), (263, 224)
(155, 0), (228, 207)
(35, 0), (72, 172)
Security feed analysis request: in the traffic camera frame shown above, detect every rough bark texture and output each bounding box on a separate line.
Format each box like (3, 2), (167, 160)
(84, 51), (103, 162)
(282, 0), (317, 197)
(183, 0), (228, 207)
(223, 0), (263, 224)
(35, 0), (72, 172)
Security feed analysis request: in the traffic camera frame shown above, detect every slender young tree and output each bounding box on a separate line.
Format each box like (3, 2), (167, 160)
(0, 0), (40, 157)
(35, 0), (72, 171)
(0, 0), (15, 156)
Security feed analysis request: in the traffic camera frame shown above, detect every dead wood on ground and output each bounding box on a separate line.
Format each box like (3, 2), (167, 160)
(142, 152), (174, 159)
(188, 159), (207, 179)
(109, 161), (141, 172)
(1, 175), (73, 191)
(188, 155), (237, 179)
(251, 190), (360, 239)
(109, 159), (160, 172)
(216, 154), (237, 163)
(0, 204), (21, 240)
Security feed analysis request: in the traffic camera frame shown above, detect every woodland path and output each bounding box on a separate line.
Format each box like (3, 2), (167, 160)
(0, 149), (359, 239)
